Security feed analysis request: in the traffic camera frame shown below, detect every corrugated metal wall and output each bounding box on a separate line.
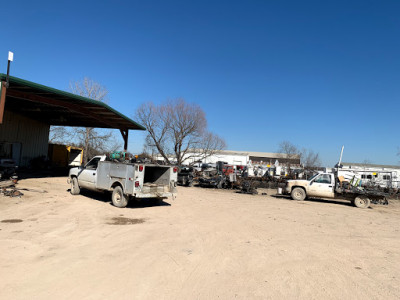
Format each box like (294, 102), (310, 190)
(0, 110), (50, 166)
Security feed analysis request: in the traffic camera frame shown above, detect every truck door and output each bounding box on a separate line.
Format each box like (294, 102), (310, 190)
(308, 174), (335, 198)
(78, 157), (101, 190)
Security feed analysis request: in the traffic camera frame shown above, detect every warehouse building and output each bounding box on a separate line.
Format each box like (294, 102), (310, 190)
(0, 74), (145, 167)
(181, 149), (301, 167)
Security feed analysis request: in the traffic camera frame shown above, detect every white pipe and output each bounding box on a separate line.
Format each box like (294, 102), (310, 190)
(338, 145), (344, 166)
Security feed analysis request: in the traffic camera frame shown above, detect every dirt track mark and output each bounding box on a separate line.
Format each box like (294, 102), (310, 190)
(1, 219), (23, 223)
(107, 217), (146, 225)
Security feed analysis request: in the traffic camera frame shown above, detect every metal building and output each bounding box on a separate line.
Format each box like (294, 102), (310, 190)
(181, 149), (301, 167)
(0, 74), (145, 167)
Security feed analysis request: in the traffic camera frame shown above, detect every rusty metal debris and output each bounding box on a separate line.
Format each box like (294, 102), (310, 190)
(238, 175), (287, 194)
(0, 176), (23, 198)
(1, 187), (23, 197)
(177, 166), (194, 187)
(198, 162), (237, 189)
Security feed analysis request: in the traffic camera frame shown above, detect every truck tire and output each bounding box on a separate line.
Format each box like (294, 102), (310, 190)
(112, 186), (129, 208)
(217, 180), (223, 189)
(353, 196), (370, 209)
(70, 177), (80, 195)
(291, 187), (306, 201)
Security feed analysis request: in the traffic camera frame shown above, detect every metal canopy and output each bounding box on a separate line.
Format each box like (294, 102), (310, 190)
(0, 74), (145, 150)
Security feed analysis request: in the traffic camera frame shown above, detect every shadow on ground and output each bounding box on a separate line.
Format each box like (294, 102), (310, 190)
(67, 189), (171, 208)
(18, 169), (70, 179)
(271, 194), (354, 208)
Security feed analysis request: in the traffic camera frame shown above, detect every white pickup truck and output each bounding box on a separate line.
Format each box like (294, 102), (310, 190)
(68, 155), (177, 208)
(282, 172), (387, 208)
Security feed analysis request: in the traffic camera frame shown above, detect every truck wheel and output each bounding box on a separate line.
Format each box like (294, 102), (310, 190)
(70, 177), (80, 195)
(112, 186), (129, 208)
(291, 187), (306, 201)
(217, 180), (223, 189)
(353, 196), (370, 209)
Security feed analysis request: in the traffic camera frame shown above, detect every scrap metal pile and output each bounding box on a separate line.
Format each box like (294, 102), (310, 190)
(0, 177), (22, 198)
(197, 162), (237, 189)
(0, 159), (21, 197)
(360, 181), (400, 200)
(194, 161), (292, 194)
(177, 166), (194, 187)
(239, 175), (287, 194)
(337, 171), (399, 202)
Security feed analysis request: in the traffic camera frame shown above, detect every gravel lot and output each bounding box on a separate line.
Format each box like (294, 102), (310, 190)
(0, 177), (399, 299)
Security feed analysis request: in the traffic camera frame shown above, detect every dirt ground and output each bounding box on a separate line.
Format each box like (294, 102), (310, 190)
(0, 177), (399, 300)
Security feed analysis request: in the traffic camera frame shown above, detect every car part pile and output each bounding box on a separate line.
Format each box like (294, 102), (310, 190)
(0, 176), (22, 198)
(197, 161), (237, 189)
(238, 175), (288, 194)
(177, 166), (194, 187)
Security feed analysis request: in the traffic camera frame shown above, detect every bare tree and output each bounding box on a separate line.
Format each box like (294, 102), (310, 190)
(195, 132), (226, 162)
(361, 159), (372, 167)
(135, 102), (171, 163)
(300, 148), (321, 169)
(278, 141), (300, 173)
(278, 141), (321, 173)
(49, 126), (73, 144)
(70, 78), (122, 163)
(69, 77), (109, 103)
(278, 141), (299, 158)
(49, 77), (121, 163)
(397, 147), (400, 163)
(135, 98), (225, 165)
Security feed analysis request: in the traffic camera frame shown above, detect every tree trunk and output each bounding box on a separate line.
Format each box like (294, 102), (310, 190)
(84, 127), (91, 163)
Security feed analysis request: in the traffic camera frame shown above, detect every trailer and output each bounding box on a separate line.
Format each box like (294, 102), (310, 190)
(48, 144), (83, 167)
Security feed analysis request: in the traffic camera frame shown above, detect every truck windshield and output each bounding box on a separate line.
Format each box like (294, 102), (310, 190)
(308, 174), (318, 181)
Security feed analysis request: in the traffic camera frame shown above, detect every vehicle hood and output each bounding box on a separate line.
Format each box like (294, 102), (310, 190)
(286, 179), (309, 186)
(69, 166), (83, 177)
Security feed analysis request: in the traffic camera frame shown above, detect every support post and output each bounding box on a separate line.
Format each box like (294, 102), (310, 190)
(0, 81), (6, 124)
(120, 129), (129, 151)
(6, 60), (11, 88)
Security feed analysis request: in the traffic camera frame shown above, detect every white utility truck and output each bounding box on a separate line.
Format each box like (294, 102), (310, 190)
(282, 172), (388, 208)
(68, 155), (177, 208)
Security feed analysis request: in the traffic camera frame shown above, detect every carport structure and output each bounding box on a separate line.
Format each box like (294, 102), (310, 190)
(0, 74), (145, 151)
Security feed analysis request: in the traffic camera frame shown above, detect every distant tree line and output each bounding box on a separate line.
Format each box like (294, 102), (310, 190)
(278, 141), (321, 171)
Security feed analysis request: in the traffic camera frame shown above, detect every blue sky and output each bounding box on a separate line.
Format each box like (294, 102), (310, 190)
(2, 0), (399, 166)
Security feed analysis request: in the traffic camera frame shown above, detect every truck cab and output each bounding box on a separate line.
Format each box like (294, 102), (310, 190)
(69, 155), (106, 191)
(285, 173), (335, 200)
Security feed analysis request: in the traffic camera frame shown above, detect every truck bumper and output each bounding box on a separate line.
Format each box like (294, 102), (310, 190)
(277, 185), (290, 195)
(134, 192), (176, 199)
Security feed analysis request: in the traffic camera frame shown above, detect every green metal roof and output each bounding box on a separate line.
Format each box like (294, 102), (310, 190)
(0, 73), (145, 130)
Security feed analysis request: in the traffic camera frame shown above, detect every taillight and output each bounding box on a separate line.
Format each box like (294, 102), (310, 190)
(135, 181), (139, 187)
(173, 167), (178, 173)
(139, 165), (143, 172)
